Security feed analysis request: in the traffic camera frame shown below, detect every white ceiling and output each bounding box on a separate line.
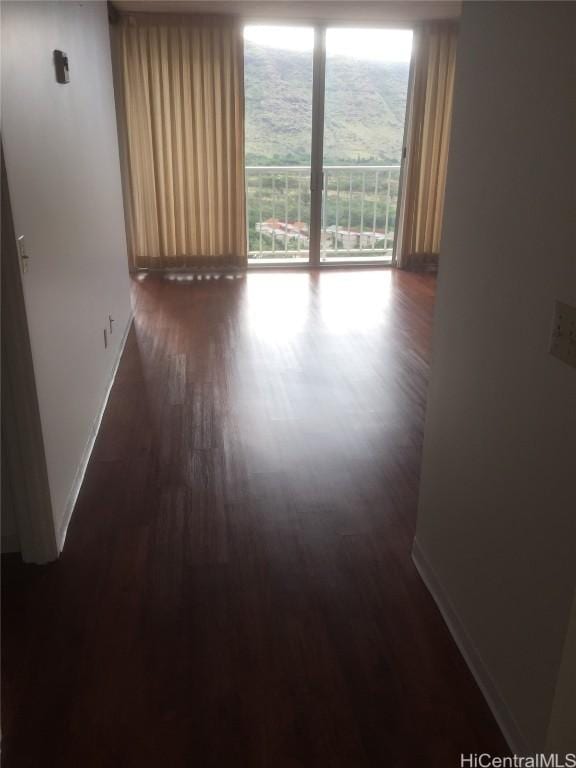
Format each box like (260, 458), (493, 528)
(112, 1), (462, 24)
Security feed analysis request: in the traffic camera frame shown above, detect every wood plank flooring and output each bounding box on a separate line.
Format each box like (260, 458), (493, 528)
(2, 269), (508, 767)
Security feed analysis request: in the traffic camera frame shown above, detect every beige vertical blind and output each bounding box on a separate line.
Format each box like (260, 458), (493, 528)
(118, 14), (246, 269)
(398, 22), (458, 270)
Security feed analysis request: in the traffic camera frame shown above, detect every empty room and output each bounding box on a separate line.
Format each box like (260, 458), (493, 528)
(1, 1), (575, 765)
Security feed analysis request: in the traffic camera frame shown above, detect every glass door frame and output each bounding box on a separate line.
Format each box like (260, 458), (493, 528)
(308, 26), (326, 267)
(244, 22), (414, 269)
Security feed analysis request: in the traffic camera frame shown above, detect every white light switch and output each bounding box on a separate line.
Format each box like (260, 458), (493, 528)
(550, 300), (576, 369)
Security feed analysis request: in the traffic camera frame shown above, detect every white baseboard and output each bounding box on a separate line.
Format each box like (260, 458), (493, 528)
(412, 537), (528, 755)
(56, 312), (134, 551)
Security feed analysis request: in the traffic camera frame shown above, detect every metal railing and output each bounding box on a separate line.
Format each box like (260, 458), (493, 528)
(245, 165), (401, 262)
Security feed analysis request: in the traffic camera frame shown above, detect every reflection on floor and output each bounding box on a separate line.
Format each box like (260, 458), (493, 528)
(1, 269), (508, 766)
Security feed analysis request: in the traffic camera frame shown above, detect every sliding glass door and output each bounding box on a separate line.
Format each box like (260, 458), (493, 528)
(244, 25), (413, 266)
(320, 28), (412, 264)
(244, 26), (314, 264)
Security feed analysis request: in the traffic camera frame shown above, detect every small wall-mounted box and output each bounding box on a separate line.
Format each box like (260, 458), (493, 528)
(53, 50), (70, 84)
(550, 300), (576, 370)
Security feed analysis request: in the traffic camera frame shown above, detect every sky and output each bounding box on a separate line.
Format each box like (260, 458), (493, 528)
(244, 26), (413, 63)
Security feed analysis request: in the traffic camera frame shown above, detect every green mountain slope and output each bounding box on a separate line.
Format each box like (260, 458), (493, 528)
(245, 43), (410, 165)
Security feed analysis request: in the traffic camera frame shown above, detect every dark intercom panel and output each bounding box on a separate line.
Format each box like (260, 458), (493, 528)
(53, 50), (70, 84)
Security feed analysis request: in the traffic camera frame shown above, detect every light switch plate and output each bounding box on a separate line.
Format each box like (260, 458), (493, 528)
(17, 235), (28, 272)
(550, 300), (576, 369)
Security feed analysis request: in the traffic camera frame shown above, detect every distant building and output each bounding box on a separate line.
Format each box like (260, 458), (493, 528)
(256, 218), (309, 245)
(325, 225), (388, 249)
(255, 219), (391, 251)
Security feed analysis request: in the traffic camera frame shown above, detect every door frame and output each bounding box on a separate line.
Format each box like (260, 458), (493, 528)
(1, 142), (59, 564)
(308, 25), (326, 267)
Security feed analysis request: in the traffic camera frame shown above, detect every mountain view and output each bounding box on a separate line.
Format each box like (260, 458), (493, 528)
(244, 40), (411, 258)
(245, 43), (410, 166)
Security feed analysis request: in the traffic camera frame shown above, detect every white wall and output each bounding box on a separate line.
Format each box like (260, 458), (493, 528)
(1, 1), (132, 548)
(548, 587), (576, 753)
(415, 0), (576, 753)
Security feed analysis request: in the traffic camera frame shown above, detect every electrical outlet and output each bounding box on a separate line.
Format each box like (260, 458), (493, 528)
(550, 300), (576, 369)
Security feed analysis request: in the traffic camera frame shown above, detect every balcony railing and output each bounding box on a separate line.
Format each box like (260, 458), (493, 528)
(246, 165), (401, 263)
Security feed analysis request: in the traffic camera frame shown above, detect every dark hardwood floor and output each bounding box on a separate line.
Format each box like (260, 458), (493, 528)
(2, 269), (507, 767)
